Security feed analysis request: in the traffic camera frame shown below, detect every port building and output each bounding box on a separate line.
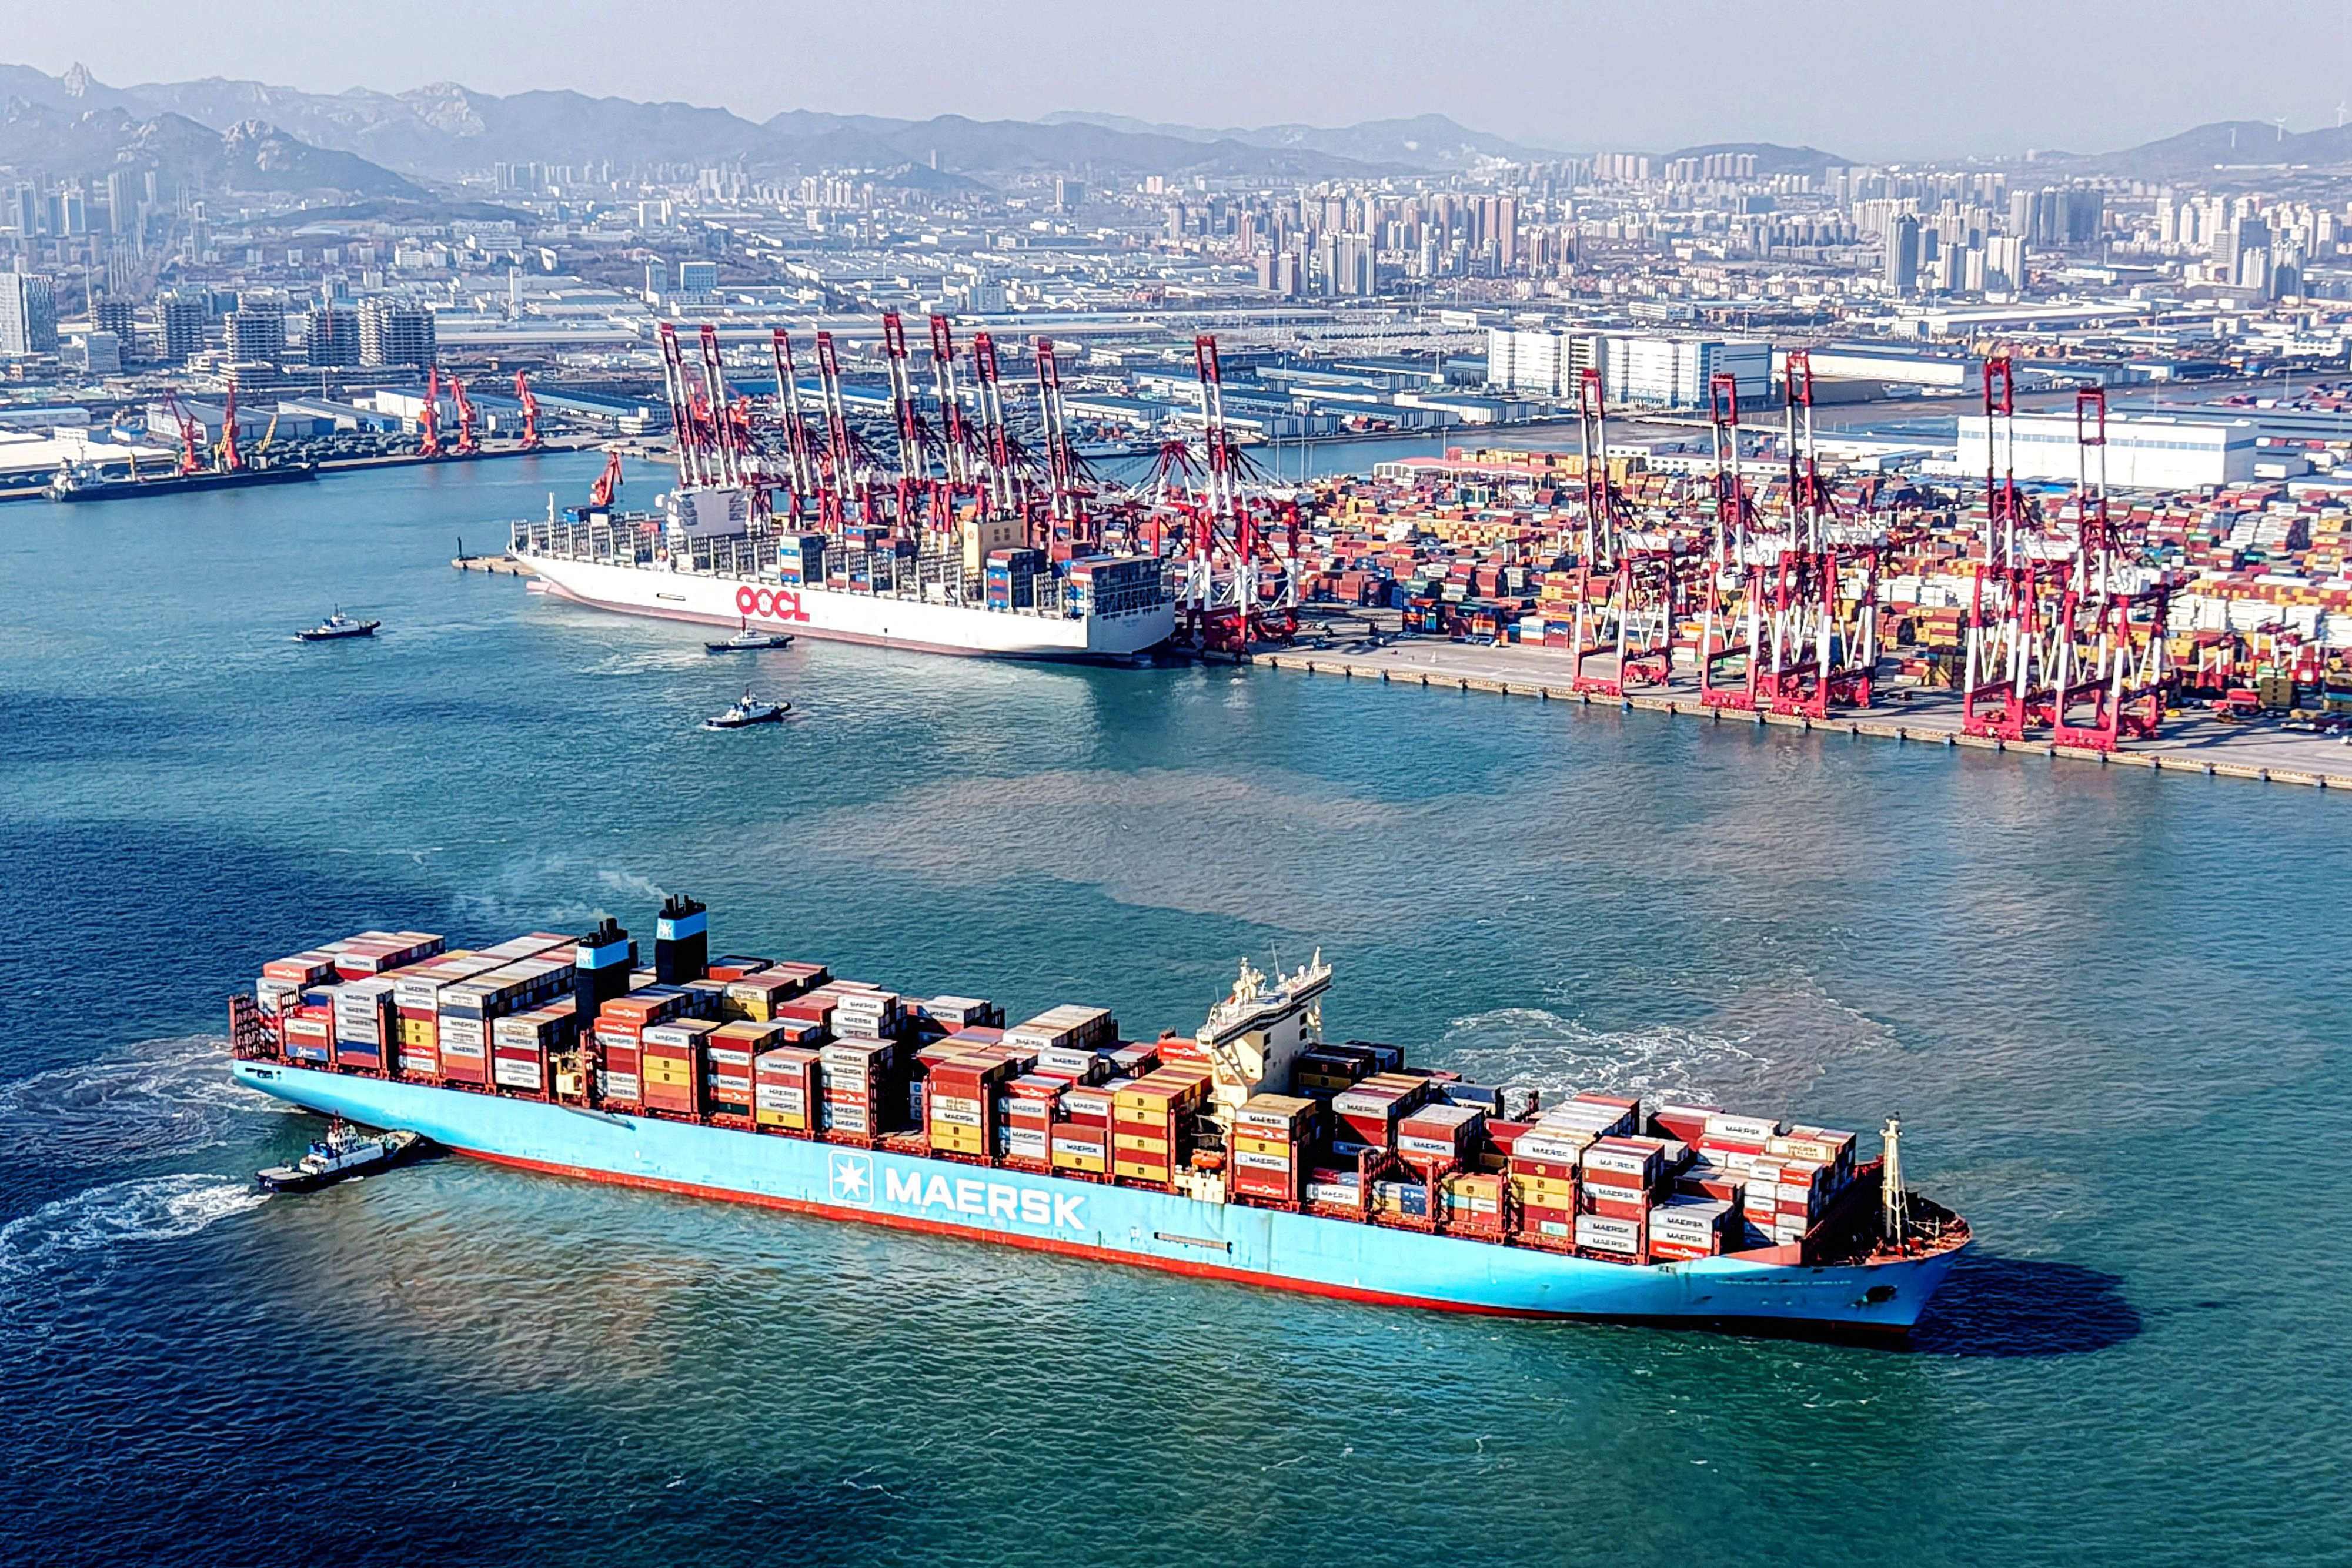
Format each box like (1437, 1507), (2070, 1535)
(1955, 411), (2257, 489)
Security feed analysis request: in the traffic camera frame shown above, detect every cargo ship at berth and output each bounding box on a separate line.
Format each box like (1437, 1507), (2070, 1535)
(510, 484), (1176, 663)
(229, 900), (1971, 1333)
(46, 459), (319, 503)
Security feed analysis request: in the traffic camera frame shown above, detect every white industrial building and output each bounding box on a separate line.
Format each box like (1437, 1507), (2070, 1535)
(1955, 412), (2257, 490)
(1486, 329), (1768, 409)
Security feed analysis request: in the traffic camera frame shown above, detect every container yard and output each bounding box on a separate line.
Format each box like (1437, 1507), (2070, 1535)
(228, 899), (1970, 1332)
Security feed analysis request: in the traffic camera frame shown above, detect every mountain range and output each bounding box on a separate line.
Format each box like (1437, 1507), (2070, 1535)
(6, 62), (2352, 198)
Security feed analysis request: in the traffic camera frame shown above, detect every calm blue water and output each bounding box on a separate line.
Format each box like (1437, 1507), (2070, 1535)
(2, 455), (2346, 1566)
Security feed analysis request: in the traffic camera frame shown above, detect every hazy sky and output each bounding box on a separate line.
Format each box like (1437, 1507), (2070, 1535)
(13, 0), (2352, 160)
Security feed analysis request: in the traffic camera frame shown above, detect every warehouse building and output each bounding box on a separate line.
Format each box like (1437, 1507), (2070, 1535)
(1955, 412), (2256, 489)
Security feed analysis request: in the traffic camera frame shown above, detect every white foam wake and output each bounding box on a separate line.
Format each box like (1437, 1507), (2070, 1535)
(1435, 1007), (1784, 1108)
(0, 1174), (269, 1279)
(0, 1034), (297, 1168)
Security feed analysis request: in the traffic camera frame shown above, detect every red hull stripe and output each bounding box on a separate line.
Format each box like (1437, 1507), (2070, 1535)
(454, 1144), (1576, 1320)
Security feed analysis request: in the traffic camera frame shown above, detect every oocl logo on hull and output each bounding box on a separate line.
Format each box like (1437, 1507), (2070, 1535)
(736, 585), (812, 623)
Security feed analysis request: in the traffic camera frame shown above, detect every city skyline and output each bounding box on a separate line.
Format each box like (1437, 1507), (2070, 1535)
(11, 0), (2352, 163)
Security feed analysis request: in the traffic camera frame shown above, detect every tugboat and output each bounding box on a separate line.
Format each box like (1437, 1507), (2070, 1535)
(256, 1120), (425, 1193)
(701, 688), (790, 730)
(705, 618), (795, 654)
(293, 609), (380, 643)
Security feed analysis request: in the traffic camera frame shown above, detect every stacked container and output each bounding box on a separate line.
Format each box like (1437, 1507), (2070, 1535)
(1230, 1092), (1318, 1205)
(1396, 1102), (1487, 1173)
(437, 956), (576, 1088)
(1003, 1005), (1117, 1055)
(392, 952), (503, 1080)
(328, 931), (446, 981)
(1051, 1084), (1114, 1175)
(820, 1038), (896, 1137)
(753, 1045), (823, 1133)
(491, 1000), (577, 1095)
(832, 987), (904, 1042)
(1328, 1072), (1431, 1156)
(642, 1018), (720, 1116)
(1439, 1171), (1505, 1231)
(1648, 1196), (1738, 1261)
(593, 988), (693, 1109)
(1112, 1065), (1211, 1186)
(927, 1055), (1014, 1159)
(706, 1020), (786, 1116)
(997, 1074), (1063, 1165)
(330, 978), (397, 1072)
(282, 1004), (335, 1065)
(720, 962), (828, 1022)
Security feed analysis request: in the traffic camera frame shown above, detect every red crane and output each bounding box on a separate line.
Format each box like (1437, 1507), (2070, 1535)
(158, 390), (203, 476)
(656, 324), (707, 487)
(769, 328), (817, 507)
(219, 379), (243, 473)
(589, 447), (623, 509)
(419, 366), (444, 459)
(1567, 369), (1687, 695)
(1696, 372), (1759, 710)
(449, 373), (480, 456)
(513, 370), (542, 450)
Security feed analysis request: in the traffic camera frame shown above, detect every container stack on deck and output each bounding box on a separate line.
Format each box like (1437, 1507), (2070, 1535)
(240, 911), (1878, 1268)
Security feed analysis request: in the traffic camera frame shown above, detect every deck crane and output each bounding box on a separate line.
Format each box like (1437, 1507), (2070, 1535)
(768, 328), (818, 512)
(159, 390), (203, 476)
(513, 370), (542, 451)
(1696, 372), (1763, 709)
(2047, 387), (2174, 748)
(1568, 369), (1687, 695)
(219, 379), (243, 473)
(419, 366), (444, 459)
(449, 373), (480, 456)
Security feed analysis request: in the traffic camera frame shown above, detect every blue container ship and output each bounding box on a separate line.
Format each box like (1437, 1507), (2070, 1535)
(230, 905), (1971, 1336)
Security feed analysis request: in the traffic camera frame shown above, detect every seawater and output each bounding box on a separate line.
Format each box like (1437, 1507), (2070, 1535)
(1, 454), (2345, 1566)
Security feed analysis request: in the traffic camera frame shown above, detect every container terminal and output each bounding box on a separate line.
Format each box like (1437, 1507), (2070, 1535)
(491, 316), (2350, 767)
(228, 898), (1970, 1333)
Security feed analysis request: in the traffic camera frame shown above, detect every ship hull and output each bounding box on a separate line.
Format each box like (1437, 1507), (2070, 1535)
(526, 553), (1174, 663)
(235, 1061), (1964, 1332)
(48, 464), (319, 502)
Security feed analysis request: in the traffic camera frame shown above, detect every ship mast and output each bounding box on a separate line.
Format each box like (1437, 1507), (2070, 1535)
(1880, 1115), (1910, 1249)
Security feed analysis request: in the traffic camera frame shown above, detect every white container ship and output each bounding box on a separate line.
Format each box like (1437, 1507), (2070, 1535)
(511, 484), (1176, 663)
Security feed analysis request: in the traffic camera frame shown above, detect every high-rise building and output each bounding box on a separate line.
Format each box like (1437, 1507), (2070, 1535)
(1885, 215), (1922, 296)
(225, 302), (286, 364)
(72, 330), (122, 376)
(302, 306), (360, 367)
(643, 260), (666, 301)
(1054, 176), (1085, 213)
(0, 272), (59, 356)
(92, 297), (137, 342)
(358, 298), (435, 367)
(677, 260), (719, 297)
(158, 290), (208, 362)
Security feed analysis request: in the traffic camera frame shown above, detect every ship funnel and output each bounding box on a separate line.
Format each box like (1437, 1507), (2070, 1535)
(573, 917), (634, 1020)
(655, 894), (709, 984)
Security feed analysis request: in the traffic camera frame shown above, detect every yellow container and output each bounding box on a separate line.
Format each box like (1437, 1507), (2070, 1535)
(1233, 1134), (1295, 1158)
(1114, 1132), (1169, 1155)
(1114, 1159), (1171, 1183)
(754, 1108), (811, 1131)
(1051, 1150), (1108, 1174)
